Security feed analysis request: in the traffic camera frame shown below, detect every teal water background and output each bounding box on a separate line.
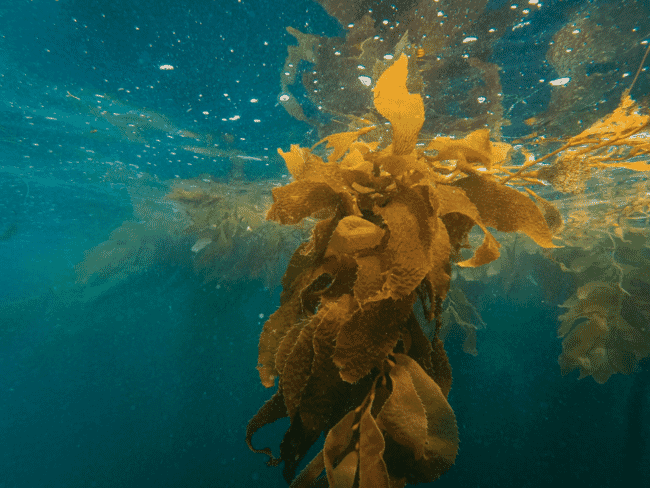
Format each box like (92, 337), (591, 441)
(1, 1), (648, 487)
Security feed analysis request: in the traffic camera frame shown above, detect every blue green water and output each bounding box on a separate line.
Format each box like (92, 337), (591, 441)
(1, 1), (648, 487)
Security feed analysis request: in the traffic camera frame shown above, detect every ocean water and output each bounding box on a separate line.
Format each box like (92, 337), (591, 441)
(1, 1), (649, 487)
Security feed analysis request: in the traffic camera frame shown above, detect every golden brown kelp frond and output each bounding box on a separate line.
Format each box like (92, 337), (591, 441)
(501, 92), (650, 197)
(541, 95), (650, 179)
(286, 354), (458, 488)
(250, 52), (558, 487)
(373, 56), (424, 156)
(424, 129), (513, 175)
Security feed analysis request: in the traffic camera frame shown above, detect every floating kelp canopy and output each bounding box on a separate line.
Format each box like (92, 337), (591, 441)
(247, 25), (650, 483)
(279, 0), (649, 140)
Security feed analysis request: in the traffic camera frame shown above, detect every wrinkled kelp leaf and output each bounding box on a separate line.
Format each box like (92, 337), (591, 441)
(374, 54), (424, 156)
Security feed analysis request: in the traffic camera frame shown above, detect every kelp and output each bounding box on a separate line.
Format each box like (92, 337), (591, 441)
(248, 25), (650, 479)
(552, 202), (650, 383)
(246, 3), (650, 481)
(166, 178), (308, 289)
(519, 94), (650, 193)
(280, 0), (525, 139)
(557, 271), (650, 384)
(75, 175), (191, 294)
(78, 173), (306, 295)
(247, 54), (567, 487)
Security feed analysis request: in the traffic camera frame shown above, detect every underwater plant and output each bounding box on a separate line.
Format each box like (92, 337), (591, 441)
(245, 53), (570, 487)
(245, 2), (650, 472)
(165, 178), (308, 289)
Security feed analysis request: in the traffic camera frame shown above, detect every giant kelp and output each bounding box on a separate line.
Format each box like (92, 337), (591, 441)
(550, 182), (650, 383)
(248, 19), (650, 478)
(247, 54), (581, 487)
(74, 168), (304, 299)
(272, 0), (650, 389)
(165, 178), (308, 289)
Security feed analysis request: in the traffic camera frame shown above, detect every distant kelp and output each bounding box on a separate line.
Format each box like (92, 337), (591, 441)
(166, 178), (309, 289)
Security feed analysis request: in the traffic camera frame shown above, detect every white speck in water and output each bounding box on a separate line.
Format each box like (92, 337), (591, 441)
(358, 76), (372, 86)
(549, 77), (570, 86)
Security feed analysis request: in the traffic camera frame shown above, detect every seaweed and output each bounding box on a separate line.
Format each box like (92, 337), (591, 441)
(246, 54), (567, 487)
(248, 16), (650, 477)
(557, 277), (650, 384)
(279, 0), (526, 140)
(165, 178), (308, 289)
